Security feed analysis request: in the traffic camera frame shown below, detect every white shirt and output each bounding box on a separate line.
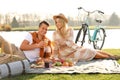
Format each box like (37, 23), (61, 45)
(23, 32), (40, 62)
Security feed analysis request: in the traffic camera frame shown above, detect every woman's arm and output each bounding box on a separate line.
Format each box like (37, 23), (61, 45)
(53, 28), (74, 46)
(66, 27), (74, 41)
(63, 28), (74, 45)
(65, 28), (80, 49)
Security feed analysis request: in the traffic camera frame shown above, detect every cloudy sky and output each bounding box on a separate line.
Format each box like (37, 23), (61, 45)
(0, 0), (119, 19)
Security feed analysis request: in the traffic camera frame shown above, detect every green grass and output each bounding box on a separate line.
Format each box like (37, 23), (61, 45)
(11, 26), (56, 31)
(1, 49), (120, 80)
(102, 49), (120, 56)
(11, 26), (120, 31)
(73, 26), (120, 30)
(1, 74), (120, 80)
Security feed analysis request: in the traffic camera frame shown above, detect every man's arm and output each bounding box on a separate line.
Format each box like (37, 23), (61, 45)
(20, 40), (38, 50)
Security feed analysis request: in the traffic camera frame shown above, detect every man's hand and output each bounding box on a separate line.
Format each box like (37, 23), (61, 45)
(36, 41), (46, 48)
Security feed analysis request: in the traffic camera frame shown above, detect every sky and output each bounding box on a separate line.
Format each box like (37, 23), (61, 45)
(0, 0), (119, 19)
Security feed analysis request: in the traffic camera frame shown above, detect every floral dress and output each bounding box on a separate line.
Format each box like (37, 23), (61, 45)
(53, 28), (97, 62)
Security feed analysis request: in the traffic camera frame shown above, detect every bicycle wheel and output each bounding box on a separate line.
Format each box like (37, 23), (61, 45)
(93, 28), (106, 50)
(75, 27), (87, 46)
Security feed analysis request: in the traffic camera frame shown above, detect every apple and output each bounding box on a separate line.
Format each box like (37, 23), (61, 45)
(62, 61), (69, 66)
(60, 59), (65, 63)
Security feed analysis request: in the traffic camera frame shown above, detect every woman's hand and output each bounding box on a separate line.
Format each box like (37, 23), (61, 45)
(56, 39), (66, 45)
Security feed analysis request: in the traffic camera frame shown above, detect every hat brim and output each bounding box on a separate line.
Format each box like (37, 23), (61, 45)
(53, 15), (68, 23)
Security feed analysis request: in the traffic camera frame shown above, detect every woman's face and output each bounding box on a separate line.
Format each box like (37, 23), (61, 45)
(55, 18), (63, 30)
(38, 23), (48, 36)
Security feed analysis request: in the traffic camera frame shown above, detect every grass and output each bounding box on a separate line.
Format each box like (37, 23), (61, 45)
(11, 26), (56, 31)
(2, 74), (120, 80)
(73, 26), (120, 30)
(11, 26), (120, 31)
(1, 49), (120, 80)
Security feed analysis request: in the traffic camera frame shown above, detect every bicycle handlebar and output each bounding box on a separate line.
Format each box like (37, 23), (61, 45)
(98, 10), (104, 14)
(78, 7), (104, 14)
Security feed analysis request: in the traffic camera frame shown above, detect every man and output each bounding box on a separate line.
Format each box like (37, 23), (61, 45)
(20, 21), (53, 62)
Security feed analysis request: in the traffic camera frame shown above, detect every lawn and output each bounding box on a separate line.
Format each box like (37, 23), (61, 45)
(1, 49), (120, 80)
(2, 73), (120, 80)
(11, 26), (120, 31)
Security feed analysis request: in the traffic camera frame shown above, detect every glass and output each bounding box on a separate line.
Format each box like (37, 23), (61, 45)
(0, 48), (1, 54)
(44, 62), (50, 68)
(0, 48), (5, 57)
(44, 39), (49, 47)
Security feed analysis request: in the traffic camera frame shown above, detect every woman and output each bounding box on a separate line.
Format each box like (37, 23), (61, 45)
(52, 13), (120, 64)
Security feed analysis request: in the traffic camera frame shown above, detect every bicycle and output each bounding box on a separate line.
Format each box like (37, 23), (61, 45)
(75, 7), (106, 50)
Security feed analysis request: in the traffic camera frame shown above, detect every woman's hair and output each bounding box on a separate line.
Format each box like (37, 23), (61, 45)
(39, 21), (49, 27)
(56, 18), (67, 38)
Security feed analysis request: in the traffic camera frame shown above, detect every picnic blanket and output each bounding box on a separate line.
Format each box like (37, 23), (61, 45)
(26, 59), (120, 74)
(0, 59), (120, 79)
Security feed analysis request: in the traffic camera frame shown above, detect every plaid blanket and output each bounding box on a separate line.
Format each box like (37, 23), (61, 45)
(26, 59), (120, 74)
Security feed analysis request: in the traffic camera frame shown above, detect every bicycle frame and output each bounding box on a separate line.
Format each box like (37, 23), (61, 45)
(88, 25), (102, 42)
(82, 23), (100, 43)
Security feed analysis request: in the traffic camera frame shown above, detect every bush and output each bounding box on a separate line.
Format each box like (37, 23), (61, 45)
(0, 24), (11, 31)
(0, 25), (3, 31)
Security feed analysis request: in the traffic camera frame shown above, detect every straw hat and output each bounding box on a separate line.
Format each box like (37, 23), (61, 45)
(53, 13), (68, 23)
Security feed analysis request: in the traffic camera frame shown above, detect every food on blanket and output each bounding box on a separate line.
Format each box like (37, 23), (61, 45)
(62, 61), (69, 66)
(62, 59), (74, 66)
(68, 62), (74, 66)
(30, 59), (45, 68)
(53, 58), (74, 67)
(60, 59), (65, 63)
(30, 63), (44, 68)
(31, 64), (36, 68)
(37, 61), (44, 65)
(36, 59), (44, 65)
(54, 62), (62, 66)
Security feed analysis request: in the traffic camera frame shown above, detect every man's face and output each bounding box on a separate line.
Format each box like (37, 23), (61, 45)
(38, 23), (48, 36)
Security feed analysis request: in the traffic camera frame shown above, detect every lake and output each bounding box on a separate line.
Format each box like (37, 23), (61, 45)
(0, 29), (120, 49)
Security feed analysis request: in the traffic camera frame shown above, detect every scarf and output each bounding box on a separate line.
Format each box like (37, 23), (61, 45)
(30, 32), (52, 58)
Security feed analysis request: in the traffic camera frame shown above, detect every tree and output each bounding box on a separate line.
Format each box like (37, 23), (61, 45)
(11, 17), (19, 28)
(68, 17), (73, 26)
(108, 12), (120, 26)
(5, 14), (11, 24)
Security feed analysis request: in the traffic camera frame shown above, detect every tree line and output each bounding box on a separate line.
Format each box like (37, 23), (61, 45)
(0, 12), (120, 29)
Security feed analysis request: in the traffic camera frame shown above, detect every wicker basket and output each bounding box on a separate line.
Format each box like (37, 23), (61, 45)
(0, 36), (26, 64)
(0, 54), (25, 64)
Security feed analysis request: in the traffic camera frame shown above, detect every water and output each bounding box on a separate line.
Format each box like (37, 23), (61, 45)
(0, 29), (120, 49)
